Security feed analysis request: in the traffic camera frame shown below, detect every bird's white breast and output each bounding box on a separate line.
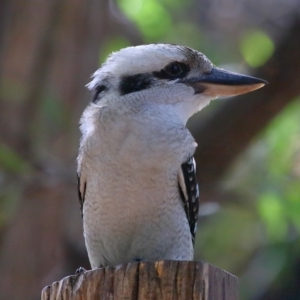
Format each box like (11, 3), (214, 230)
(78, 102), (196, 268)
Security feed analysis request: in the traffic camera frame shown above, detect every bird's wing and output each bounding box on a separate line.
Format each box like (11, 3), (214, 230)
(178, 157), (200, 245)
(77, 173), (86, 218)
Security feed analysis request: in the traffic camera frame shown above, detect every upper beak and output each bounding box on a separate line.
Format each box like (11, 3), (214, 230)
(182, 67), (268, 97)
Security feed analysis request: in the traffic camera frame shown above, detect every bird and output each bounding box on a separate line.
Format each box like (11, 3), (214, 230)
(77, 44), (267, 269)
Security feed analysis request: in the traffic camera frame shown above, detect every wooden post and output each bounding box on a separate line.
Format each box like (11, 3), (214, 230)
(41, 261), (238, 300)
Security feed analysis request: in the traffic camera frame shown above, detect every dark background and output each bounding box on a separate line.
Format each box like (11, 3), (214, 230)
(0, 0), (300, 299)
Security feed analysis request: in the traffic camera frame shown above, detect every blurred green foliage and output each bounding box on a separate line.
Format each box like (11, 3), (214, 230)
(118, 0), (189, 42)
(257, 100), (300, 242)
(239, 31), (274, 67)
(115, 0), (224, 64)
(196, 204), (262, 272)
(198, 98), (300, 298)
(0, 144), (30, 174)
(265, 100), (300, 178)
(258, 192), (288, 241)
(119, 0), (172, 41)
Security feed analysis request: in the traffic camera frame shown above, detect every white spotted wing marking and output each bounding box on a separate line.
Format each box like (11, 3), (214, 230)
(178, 157), (200, 245)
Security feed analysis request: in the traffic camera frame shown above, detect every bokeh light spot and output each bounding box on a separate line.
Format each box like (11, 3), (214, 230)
(240, 31), (274, 67)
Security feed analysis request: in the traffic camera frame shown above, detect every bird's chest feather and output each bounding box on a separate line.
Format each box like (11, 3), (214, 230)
(82, 115), (193, 227)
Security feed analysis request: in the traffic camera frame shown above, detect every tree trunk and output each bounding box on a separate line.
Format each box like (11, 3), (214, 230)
(41, 261), (239, 300)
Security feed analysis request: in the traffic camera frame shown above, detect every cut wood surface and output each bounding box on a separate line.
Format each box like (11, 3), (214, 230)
(41, 260), (238, 300)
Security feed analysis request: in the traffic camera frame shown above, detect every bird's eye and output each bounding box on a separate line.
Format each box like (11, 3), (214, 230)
(153, 62), (190, 80)
(164, 63), (183, 77)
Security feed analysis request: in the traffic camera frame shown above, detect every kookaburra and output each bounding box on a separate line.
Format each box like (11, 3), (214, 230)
(77, 44), (266, 269)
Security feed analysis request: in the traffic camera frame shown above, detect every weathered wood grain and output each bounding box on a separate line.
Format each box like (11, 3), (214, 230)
(41, 261), (238, 300)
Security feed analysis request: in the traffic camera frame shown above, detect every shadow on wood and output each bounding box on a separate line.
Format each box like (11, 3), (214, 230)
(41, 261), (238, 300)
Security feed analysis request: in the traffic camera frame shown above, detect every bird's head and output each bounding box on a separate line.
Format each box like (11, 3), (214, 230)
(87, 44), (266, 123)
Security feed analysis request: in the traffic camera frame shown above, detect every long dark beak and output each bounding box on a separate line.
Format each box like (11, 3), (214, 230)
(182, 67), (267, 97)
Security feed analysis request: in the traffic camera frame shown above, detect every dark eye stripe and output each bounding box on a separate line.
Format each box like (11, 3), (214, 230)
(92, 85), (106, 103)
(153, 61), (190, 80)
(119, 73), (153, 95)
(118, 61), (190, 96)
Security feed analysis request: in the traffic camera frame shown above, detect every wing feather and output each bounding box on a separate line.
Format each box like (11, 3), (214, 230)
(77, 174), (86, 218)
(178, 157), (200, 244)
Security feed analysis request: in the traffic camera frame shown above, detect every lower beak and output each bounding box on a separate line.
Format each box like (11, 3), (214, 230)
(182, 67), (267, 97)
